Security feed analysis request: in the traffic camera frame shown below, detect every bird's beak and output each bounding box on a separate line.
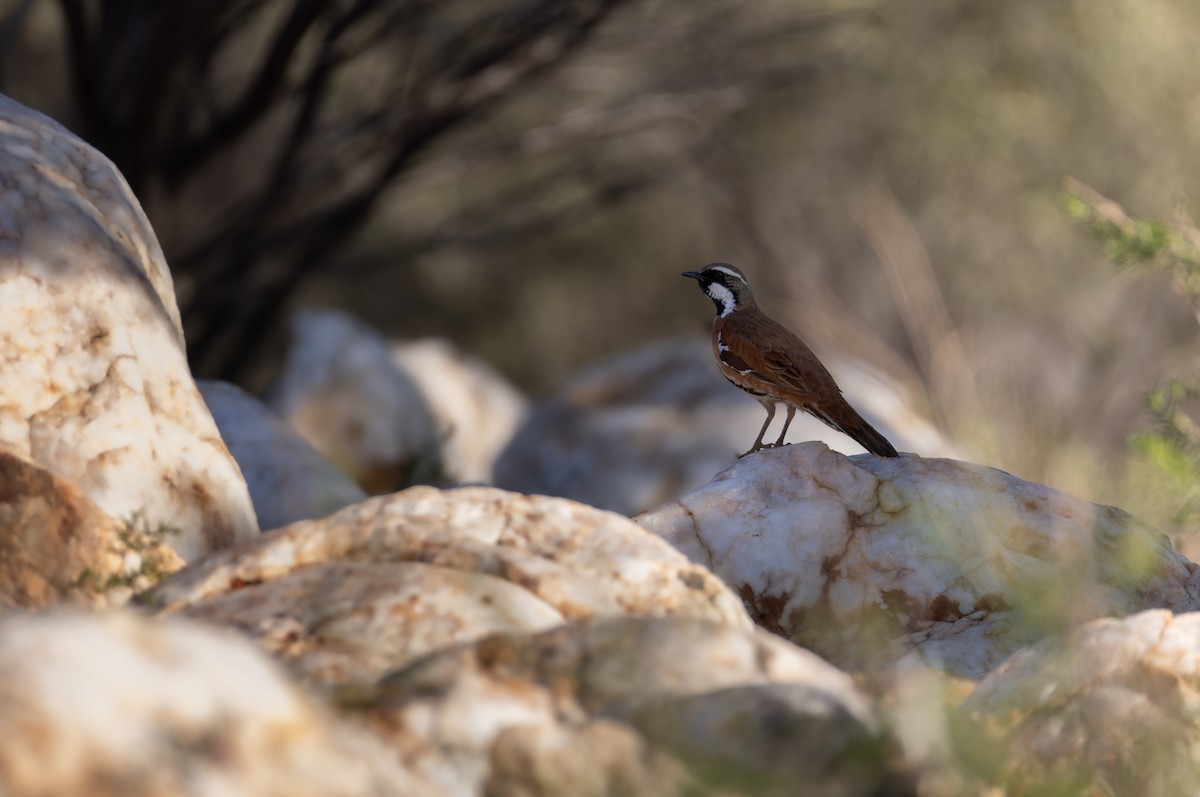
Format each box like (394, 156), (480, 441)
(681, 271), (702, 280)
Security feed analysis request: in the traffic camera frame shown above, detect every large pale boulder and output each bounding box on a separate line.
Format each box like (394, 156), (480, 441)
(199, 380), (366, 529)
(637, 442), (1200, 679)
(0, 449), (183, 607)
(0, 611), (434, 797)
(270, 309), (526, 490)
(494, 340), (954, 515)
(391, 338), (527, 483)
(965, 610), (1200, 796)
(359, 616), (888, 797)
(145, 486), (748, 685)
(0, 94), (257, 560)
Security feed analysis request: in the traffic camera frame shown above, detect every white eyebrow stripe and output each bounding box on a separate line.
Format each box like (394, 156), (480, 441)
(705, 265), (749, 287)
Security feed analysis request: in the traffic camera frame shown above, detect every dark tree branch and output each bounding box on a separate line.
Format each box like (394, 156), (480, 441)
(0, 0), (38, 87)
(163, 0), (333, 183)
(35, 0), (852, 379)
(194, 0), (636, 377)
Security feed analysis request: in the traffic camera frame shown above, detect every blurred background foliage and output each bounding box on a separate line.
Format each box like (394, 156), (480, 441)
(1065, 181), (1200, 540)
(2, 0), (1200, 529)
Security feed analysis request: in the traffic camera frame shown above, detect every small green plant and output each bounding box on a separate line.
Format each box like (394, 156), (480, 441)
(1062, 176), (1200, 291)
(72, 511), (183, 594)
(119, 511), (183, 588)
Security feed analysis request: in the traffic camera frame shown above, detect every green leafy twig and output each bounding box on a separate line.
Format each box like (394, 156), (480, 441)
(1063, 177), (1200, 315)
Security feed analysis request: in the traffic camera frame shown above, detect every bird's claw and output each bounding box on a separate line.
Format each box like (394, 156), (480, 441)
(739, 441), (796, 459)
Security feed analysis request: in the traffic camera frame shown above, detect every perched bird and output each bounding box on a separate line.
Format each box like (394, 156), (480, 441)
(682, 263), (899, 458)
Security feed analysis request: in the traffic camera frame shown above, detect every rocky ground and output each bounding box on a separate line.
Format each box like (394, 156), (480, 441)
(2, 94), (1198, 797)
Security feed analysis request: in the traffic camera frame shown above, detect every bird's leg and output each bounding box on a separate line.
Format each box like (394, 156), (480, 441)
(773, 404), (796, 448)
(741, 401), (776, 457)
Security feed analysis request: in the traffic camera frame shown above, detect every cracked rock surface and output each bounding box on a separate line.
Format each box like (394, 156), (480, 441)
(0, 94), (257, 560)
(358, 615), (888, 797)
(145, 486), (750, 685)
(637, 442), (1200, 678)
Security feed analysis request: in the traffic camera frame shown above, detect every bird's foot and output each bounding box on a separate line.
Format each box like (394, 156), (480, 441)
(739, 444), (766, 458)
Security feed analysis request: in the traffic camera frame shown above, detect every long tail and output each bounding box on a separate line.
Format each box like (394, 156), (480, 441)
(806, 400), (900, 458)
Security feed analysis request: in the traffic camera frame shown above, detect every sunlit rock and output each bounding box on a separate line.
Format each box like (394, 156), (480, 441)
(0, 449), (183, 607)
(271, 309), (441, 491)
(0, 611), (434, 797)
(494, 340), (953, 515)
(965, 609), (1200, 795)
(637, 442), (1200, 679)
(199, 380), (365, 529)
(0, 94), (258, 560)
(361, 615), (888, 797)
(271, 309), (526, 491)
(145, 486), (748, 685)
(391, 338), (527, 483)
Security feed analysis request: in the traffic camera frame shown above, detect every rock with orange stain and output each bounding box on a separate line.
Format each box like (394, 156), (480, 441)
(636, 442), (1200, 679)
(0, 95), (257, 560)
(144, 486), (749, 685)
(0, 448), (183, 607)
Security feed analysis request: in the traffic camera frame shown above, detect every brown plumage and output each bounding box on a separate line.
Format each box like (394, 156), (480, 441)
(682, 262), (899, 458)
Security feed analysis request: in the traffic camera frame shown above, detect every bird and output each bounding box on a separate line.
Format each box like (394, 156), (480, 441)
(682, 262), (899, 458)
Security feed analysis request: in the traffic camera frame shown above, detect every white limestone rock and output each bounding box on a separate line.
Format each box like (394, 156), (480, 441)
(391, 338), (527, 483)
(637, 442), (1200, 679)
(199, 380), (365, 530)
(0, 610), (434, 797)
(494, 340), (954, 516)
(0, 94), (257, 561)
(964, 609), (1200, 795)
(271, 309), (441, 492)
(145, 486), (748, 685)
(364, 615), (888, 797)
(165, 560), (566, 686)
(271, 309), (526, 491)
